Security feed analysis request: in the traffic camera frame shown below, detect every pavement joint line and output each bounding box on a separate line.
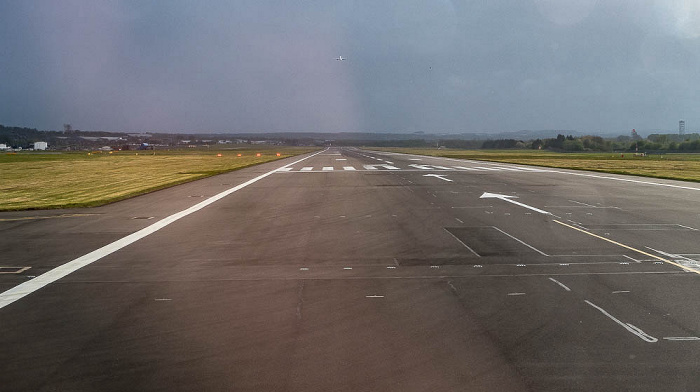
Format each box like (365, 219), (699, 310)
(548, 277), (572, 291)
(0, 148), (328, 310)
(492, 226), (549, 256)
(553, 220), (700, 276)
(584, 300), (658, 342)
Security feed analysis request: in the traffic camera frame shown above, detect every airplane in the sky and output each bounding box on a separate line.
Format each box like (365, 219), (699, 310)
(335, 56), (346, 61)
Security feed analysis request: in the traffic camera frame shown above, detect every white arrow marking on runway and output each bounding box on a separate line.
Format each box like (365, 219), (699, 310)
(423, 174), (452, 182)
(480, 192), (551, 215)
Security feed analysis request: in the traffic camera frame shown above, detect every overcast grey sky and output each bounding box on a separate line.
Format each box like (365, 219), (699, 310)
(1, 0), (699, 134)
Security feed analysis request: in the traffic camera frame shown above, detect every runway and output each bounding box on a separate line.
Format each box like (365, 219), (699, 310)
(1, 147), (699, 391)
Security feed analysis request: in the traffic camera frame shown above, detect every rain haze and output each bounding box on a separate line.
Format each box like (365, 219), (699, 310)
(1, 0), (699, 134)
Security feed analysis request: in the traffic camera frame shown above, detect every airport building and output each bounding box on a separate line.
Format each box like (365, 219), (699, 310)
(33, 141), (48, 150)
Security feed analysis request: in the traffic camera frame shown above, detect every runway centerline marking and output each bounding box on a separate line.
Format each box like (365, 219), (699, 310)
(554, 220), (700, 275)
(0, 149), (328, 310)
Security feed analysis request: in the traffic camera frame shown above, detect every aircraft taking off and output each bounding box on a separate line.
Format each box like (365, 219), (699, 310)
(335, 56), (346, 61)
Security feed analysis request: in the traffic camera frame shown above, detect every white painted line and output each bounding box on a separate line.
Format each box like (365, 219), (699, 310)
(677, 224), (699, 231)
(0, 267), (31, 274)
(366, 295), (384, 298)
(299, 267), (309, 271)
(473, 166), (501, 171)
(154, 298), (172, 301)
(584, 300), (658, 342)
(622, 255), (641, 263)
(0, 149), (328, 310)
(409, 158), (422, 160)
(408, 164), (433, 170)
(300, 167), (313, 171)
(480, 192), (551, 215)
(453, 166), (479, 171)
(663, 336), (700, 341)
(343, 166), (356, 171)
(492, 226), (549, 256)
(423, 174), (452, 182)
(455, 218), (464, 224)
(363, 164), (399, 170)
(612, 290), (630, 294)
(507, 292), (526, 296)
(335, 158), (347, 161)
(322, 166), (334, 171)
(548, 277), (571, 291)
(443, 228), (481, 257)
(277, 167), (293, 172)
(343, 267), (353, 270)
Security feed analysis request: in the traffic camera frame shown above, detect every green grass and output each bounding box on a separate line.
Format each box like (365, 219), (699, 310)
(368, 147), (700, 183)
(0, 147), (319, 211)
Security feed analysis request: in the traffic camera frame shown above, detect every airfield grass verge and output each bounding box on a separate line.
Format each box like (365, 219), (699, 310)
(0, 147), (319, 211)
(369, 147), (700, 183)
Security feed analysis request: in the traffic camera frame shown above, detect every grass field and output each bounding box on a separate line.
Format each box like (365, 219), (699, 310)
(0, 147), (319, 211)
(369, 147), (700, 183)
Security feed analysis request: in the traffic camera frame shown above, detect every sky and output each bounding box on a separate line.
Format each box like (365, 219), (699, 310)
(1, 0), (699, 135)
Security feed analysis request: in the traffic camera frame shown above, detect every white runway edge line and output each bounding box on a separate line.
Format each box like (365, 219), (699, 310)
(0, 149), (328, 310)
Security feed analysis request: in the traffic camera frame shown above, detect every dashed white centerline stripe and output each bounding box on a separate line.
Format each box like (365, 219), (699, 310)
(0, 149), (328, 310)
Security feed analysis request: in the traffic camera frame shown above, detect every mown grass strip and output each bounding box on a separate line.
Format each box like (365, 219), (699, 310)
(0, 147), (319, 211)
(369, 148), (700, 183)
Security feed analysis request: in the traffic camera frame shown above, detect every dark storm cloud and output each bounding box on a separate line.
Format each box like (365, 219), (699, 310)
(1, 0), (699, 134)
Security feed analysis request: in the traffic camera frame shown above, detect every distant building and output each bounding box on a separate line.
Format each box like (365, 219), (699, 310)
(680, 120), (685, 135)
(0, 143), (8, 150)
(34, 141), (48, 150)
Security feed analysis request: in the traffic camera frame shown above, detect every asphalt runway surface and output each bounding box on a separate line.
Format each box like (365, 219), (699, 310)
(1, 147), (699, 391)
